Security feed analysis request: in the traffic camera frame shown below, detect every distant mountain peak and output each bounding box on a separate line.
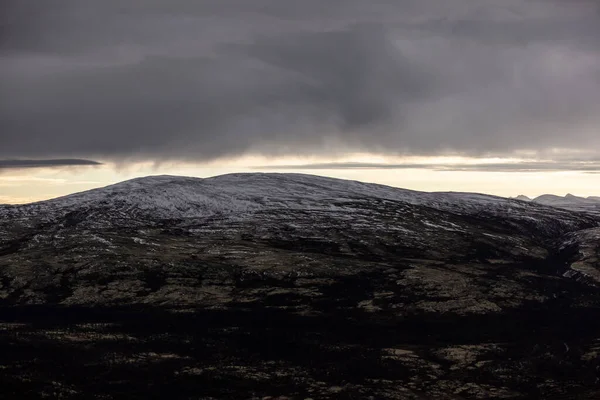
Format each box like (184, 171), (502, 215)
(514, 195), (532, 202)
(534, 193), (587, 202)
(530, 192), (600, 213)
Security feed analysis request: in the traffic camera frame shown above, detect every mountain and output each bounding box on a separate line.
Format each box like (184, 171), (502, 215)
(532, 193), (600, 214)
(534, 193), (589, 205)
(513, 195), (532, 201)
(2, 173), (600, 399)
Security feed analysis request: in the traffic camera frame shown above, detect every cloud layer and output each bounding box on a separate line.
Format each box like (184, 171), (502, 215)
(1, 0), (600, 162)
(0, 159), (101, 169)
(256, 161), (600, 173)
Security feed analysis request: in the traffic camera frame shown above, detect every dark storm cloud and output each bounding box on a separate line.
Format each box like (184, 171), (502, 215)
(1, 0), (599, 162)
(0, 159), (101, 169)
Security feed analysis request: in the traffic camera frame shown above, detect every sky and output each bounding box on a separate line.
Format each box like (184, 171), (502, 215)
(1, 0), (600, 203)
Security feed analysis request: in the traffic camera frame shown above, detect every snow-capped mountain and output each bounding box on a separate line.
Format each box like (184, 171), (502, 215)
(2, 173), (594, 233)
(2, 173), (600, 399)
(2, 173), (600, 291)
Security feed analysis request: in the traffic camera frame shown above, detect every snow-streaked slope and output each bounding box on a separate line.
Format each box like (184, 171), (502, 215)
(0, 175), (259, 222)
(0, 173), (597, 235)
(0, 173), (560, 213)
(0, 173), (598, 244)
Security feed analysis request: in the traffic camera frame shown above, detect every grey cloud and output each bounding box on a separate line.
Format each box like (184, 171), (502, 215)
(1, 0), (600, 162)
(0, 159), (102, 169)
(257, 161), (600, 173)
(230, 25), (435, 129)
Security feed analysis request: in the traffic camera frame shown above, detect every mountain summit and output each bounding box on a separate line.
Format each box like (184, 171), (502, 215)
(513, 195), (532, 201)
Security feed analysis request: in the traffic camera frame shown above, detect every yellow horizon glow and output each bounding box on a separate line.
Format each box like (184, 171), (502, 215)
(1, 154), (599, 204)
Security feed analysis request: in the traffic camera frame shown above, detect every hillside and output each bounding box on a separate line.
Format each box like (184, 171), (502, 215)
(1, 173), (600, 399)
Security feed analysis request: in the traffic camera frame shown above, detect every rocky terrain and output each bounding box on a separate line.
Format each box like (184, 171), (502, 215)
(1, 173), (600, 399)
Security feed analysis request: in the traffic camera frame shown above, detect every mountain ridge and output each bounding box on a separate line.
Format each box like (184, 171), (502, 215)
(2, 172), (508, 206)
(6, 172), (600, 214)
(2, 173), (595, 235)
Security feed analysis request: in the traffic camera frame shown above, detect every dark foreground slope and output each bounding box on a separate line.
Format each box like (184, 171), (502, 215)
(1, 173), (600, 399)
